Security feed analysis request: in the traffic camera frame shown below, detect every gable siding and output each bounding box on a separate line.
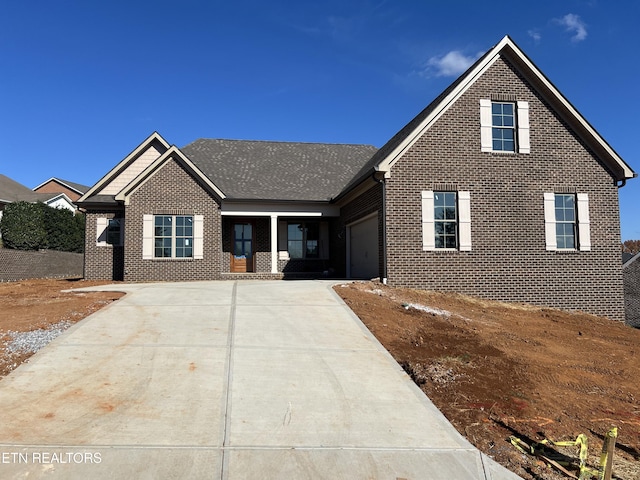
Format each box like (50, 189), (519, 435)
(101, 145), (163, 195)
(123, 159), (222, 282)
(385, 56), (624, 320)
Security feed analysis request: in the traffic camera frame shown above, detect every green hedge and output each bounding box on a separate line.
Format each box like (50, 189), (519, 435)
(0, 201), (84, 252)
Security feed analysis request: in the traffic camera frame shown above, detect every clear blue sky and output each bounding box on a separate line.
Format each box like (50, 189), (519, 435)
(1, 1), (638, 239)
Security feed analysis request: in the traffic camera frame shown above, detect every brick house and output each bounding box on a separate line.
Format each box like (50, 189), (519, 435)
(33, 177), (89, 203)
(77, 36), (635, 320)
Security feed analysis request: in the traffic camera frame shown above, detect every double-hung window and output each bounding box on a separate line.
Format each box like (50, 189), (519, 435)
(554, 194), (576, 249)
(422, 190), (471, 251)
(480, 99), (530, 154)
(491, 102), (515, 152)
(434, 192), (458, 249)
(544, 193), (591, 251)
(154, 215), (194, 258)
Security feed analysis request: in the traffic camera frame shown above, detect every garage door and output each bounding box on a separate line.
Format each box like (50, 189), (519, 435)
(349, 214), (379, 279)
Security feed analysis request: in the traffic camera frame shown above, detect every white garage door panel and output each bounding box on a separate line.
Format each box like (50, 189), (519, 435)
(350, 215), (379, 279)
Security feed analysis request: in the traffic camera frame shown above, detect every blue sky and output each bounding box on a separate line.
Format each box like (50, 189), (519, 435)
(1, 1), (638, 239)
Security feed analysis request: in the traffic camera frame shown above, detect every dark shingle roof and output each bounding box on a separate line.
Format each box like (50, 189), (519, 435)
(47, 178), (90, 194)
(0, 174), (51, 203)
(181, 139), (378, 201)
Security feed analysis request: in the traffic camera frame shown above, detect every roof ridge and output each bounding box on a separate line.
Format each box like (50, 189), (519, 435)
(186, 138), (377, 148)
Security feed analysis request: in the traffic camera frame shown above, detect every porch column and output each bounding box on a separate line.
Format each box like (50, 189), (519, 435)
(270, 214), (278, 273)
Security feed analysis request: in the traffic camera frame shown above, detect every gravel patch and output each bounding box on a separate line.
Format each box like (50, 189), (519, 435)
(3, 321), (72, 354)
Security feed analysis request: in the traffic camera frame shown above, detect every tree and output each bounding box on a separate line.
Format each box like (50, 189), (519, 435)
(0, 201), (47, 250)
(622, 239), (640, 254)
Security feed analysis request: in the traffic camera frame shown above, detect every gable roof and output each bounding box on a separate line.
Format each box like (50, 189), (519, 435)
(623, 252), (640, 268)
(181, 139), (377, 201)
(115, 145), (226, 204)
(0, 174), (62, 204)
(77, 132), (170, 205)
(369, 35), (635, 183)
(33, 177), (90, 195)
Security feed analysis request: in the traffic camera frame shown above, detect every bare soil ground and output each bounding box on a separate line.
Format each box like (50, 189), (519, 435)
(336, 281), (640, 480)
(1, 278), (637, 479)
(0, 278), (123, 377)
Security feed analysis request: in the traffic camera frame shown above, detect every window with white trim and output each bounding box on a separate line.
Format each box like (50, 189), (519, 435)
(480, 99), (530, 154)
(96, 217), (124, 246)
(544, 193), (591, 251)
(154, 215), (193, 258)
(422, 190), (471, 251)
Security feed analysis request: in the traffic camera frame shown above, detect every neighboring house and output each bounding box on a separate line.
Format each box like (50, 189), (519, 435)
(623, 252), (640, 327)
(0, 174), (76, 225)
(33, 177), (89, 202)
(77, 36), (635, 321)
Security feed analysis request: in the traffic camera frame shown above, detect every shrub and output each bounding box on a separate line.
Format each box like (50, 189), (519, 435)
(0, 201), (84, 252)
(0, 201), (47, 250)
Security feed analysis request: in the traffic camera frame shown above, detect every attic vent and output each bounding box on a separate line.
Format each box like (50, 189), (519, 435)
(432, 182), (458, 191)
(491, 93), (517, 102)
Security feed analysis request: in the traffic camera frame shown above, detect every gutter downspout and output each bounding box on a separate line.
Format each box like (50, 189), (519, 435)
(372, 172), (388, 284)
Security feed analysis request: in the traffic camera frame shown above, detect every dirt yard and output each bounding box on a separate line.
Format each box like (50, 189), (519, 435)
(0, 278), (123, 377)
(1, 278), (637, 479)
(336, 281), (640, 480)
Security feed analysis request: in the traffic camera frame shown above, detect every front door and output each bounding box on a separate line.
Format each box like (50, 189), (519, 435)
(231, 222), (254, 272)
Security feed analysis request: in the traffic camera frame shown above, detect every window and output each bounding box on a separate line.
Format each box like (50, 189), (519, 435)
(154, 215), (193, 258)
(544, 193), (591, 251)
(434, 192), (458, 249)
(106, 219), (122, 245)
(491, 102), (515, 152)
(287, 222), (319, 259)
(480, 99), (530, 154)
(554, 194), (576, 249)
(422, 190), (471, 251)
(96, 217), (123, 246)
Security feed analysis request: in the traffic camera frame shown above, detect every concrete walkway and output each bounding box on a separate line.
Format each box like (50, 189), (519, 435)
(0, 280), (522, 479)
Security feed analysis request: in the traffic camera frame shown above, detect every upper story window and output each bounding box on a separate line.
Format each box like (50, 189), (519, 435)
(154, 215), (193, 258)
(491, 102), (516, 152)
(480, 99), (530, 154)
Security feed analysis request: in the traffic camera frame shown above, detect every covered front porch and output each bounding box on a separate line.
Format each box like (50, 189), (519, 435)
(220, 202), (342, 279)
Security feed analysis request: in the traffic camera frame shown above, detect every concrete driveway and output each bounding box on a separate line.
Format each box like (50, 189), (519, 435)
(0, 280), (521, 479)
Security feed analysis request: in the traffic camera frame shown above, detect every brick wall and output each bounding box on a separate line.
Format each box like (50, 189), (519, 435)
(624, 256), (640, 327)
(0, 248), (83, 281)
(123, 159), (222, 282)
(84, 209), (124, 280)
(383, 56), (625, 320)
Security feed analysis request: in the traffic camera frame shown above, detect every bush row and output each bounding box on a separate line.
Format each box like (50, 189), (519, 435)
(0, 201), (85, 252)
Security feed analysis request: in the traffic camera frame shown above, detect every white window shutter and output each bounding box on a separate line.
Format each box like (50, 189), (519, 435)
(517, 101), (530, 154)
(458, 191), (472, 251)
(576, 193), (591, 251)
(96, 217), (108, 246)
(142, 214), (154, 259)
(193, 215), (204, 259)
(480, 99), (492, 152)
(319, 221), (330, 259)
(544, 193), (557, 251)
(422, 191), (435, 251)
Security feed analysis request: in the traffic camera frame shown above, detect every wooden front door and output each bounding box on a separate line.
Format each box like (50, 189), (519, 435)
(231, 222), (254, 273)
